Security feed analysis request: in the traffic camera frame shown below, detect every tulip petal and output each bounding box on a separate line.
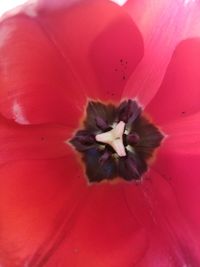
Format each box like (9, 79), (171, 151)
(0, 13), (86, 126)
(32, 182), (148, 267)
(146, 38), (200, 124)
(37, 0), (79, 10)
(122, 0), (200, 106)
(0, 159), (149, 266)
(124, 170), (200, 266)
(0, 114), (73, 165)
(160, 111), (200, 154)
(153, 153), (200, 259)
(0, 156), (87, 266)
(152, 112), (200, 238)
(36, 0), (144, 102)
(0, 1), (143, 125)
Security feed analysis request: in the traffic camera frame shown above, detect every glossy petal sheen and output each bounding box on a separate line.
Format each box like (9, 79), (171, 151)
(0, 0), (143, 125)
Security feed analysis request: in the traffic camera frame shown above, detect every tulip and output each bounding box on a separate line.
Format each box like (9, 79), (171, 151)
(0, 0), (200, 266)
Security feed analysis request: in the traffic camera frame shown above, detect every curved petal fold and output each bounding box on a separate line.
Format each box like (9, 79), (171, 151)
(0, 13), (86, 125)
(151, 110), (200, 245)
(0, 0), (143, 125)
(160, 111), (200, 154)
(36, 0), (144, 103)
(0, 115), (72, 165)
(41, 183), (148, 267)
(153, 137), (200, 243)
(0, 161), (148, 267)
(0, 157), (87, 266)
(124, 171), (200, 267)
(146, 38), (200, 124)
(123, 0), (200, 106)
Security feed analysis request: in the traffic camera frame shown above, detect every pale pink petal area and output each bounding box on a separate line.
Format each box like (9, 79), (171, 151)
(36, 0), (143, 103)
(0, 157), (87, 267)
(37, 0), (79, 10)
(0, 0), (143, 125)
(0, 114), (73, 165)
(123, 170), (200, 266)
(146, 38), (200, 124)
(122, 0), (200, 106)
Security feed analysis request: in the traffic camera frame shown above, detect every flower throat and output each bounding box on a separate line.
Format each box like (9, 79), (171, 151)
(70, 99), (163, 183)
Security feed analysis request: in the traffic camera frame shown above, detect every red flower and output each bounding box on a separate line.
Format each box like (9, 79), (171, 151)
(0, 0), (200, 266)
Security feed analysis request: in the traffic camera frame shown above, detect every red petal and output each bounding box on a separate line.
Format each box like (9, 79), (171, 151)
(153, 153), (200, 256)
(1, 157), (199, 265)
(0, 1), (143, 125)
(0, 159), (148, 266)
(35, 183), (147, 267)
(160, 111), (200, 154)
(0, 114), (72, 165)
(0, 156), (87, 266)
(124, 171), (200, 266)
(0, 13), (85, 126)
(36, 0), (144, 102)
(123, 0), (200, 106)
(152, 112), (200, 239)
(146, 38), (200, 124)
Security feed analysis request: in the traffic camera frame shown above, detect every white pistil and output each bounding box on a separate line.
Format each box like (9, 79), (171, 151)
(95, 121), (126, 157)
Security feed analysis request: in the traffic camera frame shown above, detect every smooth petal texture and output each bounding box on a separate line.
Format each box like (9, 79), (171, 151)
(33, 182), (148, 267)
(146, 38), (200, 124)
(122, 0), (200, 106)
(0, 159), (148, 267)
(124, 171), (200, 267)
(152, 112), (200, 240)
(153, 153), (200, 256)
(0, 156), (87, 267)
(0, 0), (143, 125)
(0, 13), (86, 126)
(0, 1), (200, 267)
(36, 0), (144, 102)
(160, 111), (200, 154)
(37, 0), (80, 10)
(0, 115), (72, 165)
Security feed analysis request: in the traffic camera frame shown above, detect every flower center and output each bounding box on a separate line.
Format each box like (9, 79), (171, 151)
(95, 121), (126, 157)
(70, 99), (164, 183)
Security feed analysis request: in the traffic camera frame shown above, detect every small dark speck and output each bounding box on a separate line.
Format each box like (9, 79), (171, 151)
(114, 68), (118, 72)
(41, 137), (45, 141)
(123, 76), (126, 80)
(181, 111), (186, 115)
(125, 61), (128, 64)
